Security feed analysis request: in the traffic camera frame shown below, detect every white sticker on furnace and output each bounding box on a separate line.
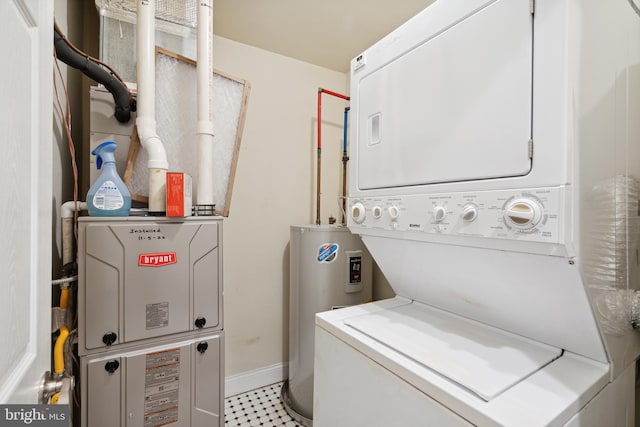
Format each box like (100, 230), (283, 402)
(146, 302), (169, 329)
(92, 180), (124, 210)
(144, 348), (180, 427)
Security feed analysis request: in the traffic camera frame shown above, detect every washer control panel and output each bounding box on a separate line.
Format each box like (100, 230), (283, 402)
(348, 187), (565, 244)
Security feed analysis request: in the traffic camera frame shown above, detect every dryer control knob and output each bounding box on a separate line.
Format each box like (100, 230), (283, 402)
(433, 206), (446, 223)
(351, 202), (366, 224)
(503, 198), (542, 230)
(388, 206), (400, 220)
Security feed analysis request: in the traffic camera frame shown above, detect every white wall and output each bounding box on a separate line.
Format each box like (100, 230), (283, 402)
(212, 36), (350, 382)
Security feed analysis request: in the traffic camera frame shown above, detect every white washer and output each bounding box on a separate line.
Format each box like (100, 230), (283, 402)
(314, 0), (640, 425)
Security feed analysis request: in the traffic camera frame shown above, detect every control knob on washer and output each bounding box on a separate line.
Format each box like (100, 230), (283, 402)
(462, 204), (478, 222)
(372, 206), (382, 219)
(388, 206), (400, 220)
(433, 206), (446, 223)
(503, 198), (543, 230)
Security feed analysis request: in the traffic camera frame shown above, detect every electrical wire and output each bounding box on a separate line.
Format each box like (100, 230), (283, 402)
(53, 46), (80, 240)
(67, 329), (80, 408)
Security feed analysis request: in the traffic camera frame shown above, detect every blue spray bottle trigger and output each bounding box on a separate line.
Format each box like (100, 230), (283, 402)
(92, 141), (117, 171)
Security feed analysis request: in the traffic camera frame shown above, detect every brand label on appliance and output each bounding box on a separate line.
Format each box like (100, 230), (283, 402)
(138, 252), (177, 267)
(317, 243), (339, 263)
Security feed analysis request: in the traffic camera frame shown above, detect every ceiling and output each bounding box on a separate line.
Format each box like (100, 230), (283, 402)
(212, 0), (436, 73)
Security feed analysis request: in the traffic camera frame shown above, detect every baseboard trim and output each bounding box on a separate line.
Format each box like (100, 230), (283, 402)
(225, 362), (288, 398)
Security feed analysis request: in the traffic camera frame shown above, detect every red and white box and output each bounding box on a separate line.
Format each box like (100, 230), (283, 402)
(166, 172), (192, 217)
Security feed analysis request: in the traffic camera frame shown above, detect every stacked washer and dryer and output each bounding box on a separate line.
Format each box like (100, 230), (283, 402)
(314, 0), (640, 426)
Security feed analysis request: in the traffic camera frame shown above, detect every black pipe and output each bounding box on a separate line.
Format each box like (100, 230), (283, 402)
(54, 26), (132, 123)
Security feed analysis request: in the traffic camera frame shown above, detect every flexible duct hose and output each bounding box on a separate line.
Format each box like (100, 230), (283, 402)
(59, 287), (69, 311)
(54, 326), (69, 375)
(53, 24), (132, 123)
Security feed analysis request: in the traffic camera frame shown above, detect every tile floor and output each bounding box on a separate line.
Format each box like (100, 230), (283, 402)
(224, 382), (303, 427)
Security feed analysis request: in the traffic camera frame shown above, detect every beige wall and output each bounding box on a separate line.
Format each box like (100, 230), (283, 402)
(213, 36), (351, 377)
(52, 0), (85, 275)
(55, 3), (392, 381)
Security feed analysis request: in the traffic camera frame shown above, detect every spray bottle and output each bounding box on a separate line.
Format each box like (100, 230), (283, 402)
(87, 141), (131, 216)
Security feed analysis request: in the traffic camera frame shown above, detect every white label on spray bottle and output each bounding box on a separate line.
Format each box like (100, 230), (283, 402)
(93, 180), (124, 210)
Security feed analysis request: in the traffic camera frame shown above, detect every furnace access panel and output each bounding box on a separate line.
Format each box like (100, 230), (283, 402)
(78, 217), (223, 355)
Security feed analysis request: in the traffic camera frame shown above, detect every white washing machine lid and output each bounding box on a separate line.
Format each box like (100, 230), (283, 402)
(344, 300), (562, 401)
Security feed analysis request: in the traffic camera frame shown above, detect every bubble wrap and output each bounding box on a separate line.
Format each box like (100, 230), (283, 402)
(584, 175), (640, 335)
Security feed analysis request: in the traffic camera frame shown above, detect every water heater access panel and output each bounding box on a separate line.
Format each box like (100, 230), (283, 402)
(78, 216), (223, 355)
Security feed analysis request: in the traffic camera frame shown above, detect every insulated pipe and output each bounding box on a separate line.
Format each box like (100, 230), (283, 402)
(136, 0), (169, 214)
(196, 0), (215, 208)
(52, 276), (78, 286)
(61, 200), (87, 219)
(343, 107), (350, 153)
(54, 24), (132, 123)
(61, 201), (86, 267)
(320, 88), (350, 102)
(316, 88), (350, 225)
(341, 107), (351, 225)
(58, 201), (85, 313)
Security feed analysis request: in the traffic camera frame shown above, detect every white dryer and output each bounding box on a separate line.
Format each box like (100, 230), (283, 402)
(314, 0), (640, 425)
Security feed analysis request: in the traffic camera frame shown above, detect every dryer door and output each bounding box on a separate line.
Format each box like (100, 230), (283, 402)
(356, 0), (533, 190)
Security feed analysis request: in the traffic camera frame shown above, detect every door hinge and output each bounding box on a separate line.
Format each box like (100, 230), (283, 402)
(528, 139), (534, 159)
(530, 0), (535, 15)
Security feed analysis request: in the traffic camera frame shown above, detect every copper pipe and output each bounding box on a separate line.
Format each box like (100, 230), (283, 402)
(316, 88), (350, 226)
(316, 90), (322, 225)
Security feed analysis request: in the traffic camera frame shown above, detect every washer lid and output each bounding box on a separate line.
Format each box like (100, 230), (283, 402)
(344, 301), (562, 401)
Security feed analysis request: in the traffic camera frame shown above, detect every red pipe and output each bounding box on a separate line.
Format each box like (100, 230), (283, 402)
(316, 90), (322, 224)
(316, 88), (350, 225)
(317, 88), (350, 150)
(318, 90), (322, 149)
(320, 88), (350, 101)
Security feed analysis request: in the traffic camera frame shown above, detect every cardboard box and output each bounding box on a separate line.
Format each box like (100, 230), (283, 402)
(166, 172), (192, 217)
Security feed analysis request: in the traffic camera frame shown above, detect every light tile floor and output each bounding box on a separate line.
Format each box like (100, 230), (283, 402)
(224, 382), (302, 427)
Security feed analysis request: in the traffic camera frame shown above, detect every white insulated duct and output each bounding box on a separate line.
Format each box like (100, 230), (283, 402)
(136, 0), (169, 213)
(196, 0), (215, 207)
